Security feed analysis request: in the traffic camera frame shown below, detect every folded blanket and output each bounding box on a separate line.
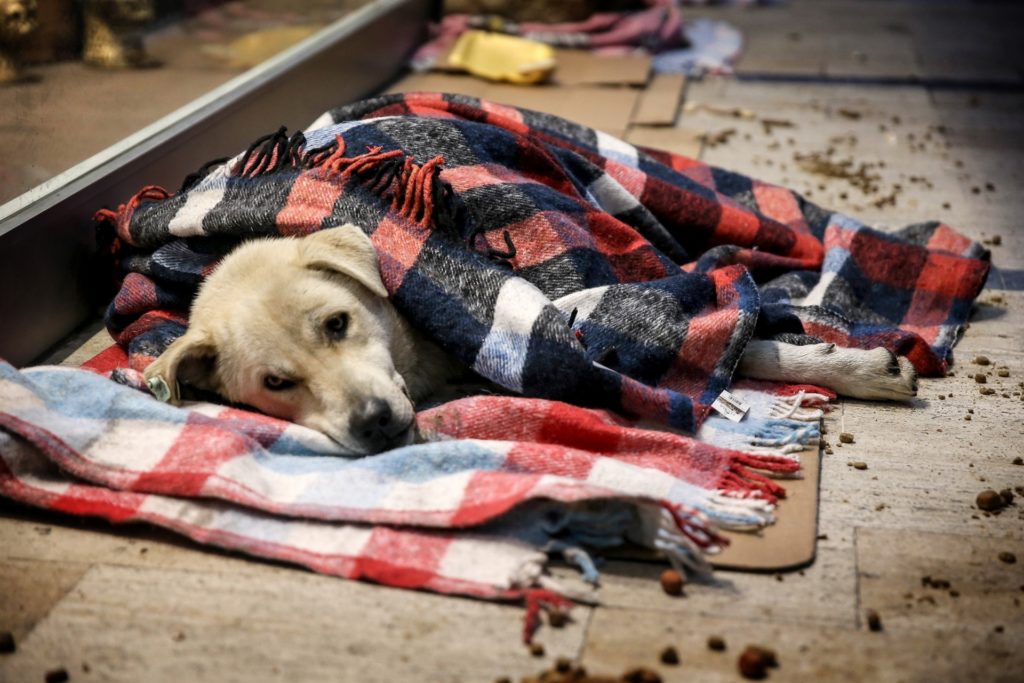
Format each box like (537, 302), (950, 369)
(0, 362), (816, 626)
(0, 92), (989, 627)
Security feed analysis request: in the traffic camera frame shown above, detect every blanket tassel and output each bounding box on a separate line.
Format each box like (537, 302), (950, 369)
(93, 185), (173, 243)
(718, 452), (802, 503)
(303, 134), (452, 231)
(522, 588), (575, 644)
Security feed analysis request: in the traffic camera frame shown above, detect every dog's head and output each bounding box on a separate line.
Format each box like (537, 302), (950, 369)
(143, 226), (416, 455)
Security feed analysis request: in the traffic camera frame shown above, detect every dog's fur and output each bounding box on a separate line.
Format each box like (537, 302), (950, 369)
(144, 225), (918, 454)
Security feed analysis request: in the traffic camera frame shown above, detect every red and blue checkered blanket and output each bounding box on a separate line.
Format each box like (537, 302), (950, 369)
(0, 92), (990, 624)
(102, 92), (989, 430)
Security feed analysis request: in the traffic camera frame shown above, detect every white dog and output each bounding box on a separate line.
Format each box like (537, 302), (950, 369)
(144, 226), (918, 454)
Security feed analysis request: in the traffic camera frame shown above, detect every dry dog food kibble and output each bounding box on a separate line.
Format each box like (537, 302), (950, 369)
(548, 610), (570, 628)
(708, 635), (727, 651)
(974, 355), (991, 365)
(866, 609), (883, 632)
(839, 432), (855, 444)
(659, 646), (680, 665)
(976, 489), (1006, 511)
(975, 373), (987, 384)
(999, 552), (1017, 564)
(738, 646), (778, 680)
(659, 569), (684, 596)
(529, 642), (545, 657)
(0, 631), (14, 654)
(622, 667), (663, 683)
(45, 670), (69, 683)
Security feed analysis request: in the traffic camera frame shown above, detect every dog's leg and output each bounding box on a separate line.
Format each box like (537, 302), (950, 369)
(737, 340), (918, 401)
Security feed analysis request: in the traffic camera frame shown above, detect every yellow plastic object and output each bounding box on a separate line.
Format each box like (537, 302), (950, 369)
(446, 30), (556, 85)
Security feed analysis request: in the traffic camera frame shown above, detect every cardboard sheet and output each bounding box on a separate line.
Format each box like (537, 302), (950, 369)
(630, 73), (686, 126)
(552, 49), (652, 86)
(712, 449), (821, 571)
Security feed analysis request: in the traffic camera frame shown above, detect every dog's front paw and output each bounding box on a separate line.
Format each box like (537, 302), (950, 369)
(836, 347), (918, 401)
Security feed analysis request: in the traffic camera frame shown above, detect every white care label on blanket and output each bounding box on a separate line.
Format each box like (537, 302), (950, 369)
(711, 389), (749, 422)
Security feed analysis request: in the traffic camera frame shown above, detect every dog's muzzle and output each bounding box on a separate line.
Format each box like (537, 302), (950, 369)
(349, 398), (414, 453)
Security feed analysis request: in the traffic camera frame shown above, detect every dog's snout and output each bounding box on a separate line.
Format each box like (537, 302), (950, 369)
(350, 399), (410, 452)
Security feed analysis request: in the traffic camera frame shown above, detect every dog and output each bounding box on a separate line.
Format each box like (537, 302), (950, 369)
(143, 225), (918, 455)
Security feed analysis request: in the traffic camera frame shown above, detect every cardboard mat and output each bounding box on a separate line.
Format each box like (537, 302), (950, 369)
(713, 449), (821, 571)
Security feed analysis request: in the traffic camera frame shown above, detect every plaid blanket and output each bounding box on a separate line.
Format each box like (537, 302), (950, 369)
(0, 92), (989, 625)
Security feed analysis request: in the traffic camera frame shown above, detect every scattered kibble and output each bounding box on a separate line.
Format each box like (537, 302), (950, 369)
(1013, 457), (1023, 466)
(974, 355), (991, 365)
(922, 576), (952, 590)
(708, 636), (727, 651)
(975, 373), (987, 384)
(548, 610), (570, 629)
(738, 646), (778, 680)
(660, 568), (685, 596)
(660, 646), (680, 665)
(529, 642), (545, 657)
(976, 489), (1006, 511)
(997, 368), (1010, 377)
(866, 609), (883, 632)
(0, 631), (14, 654)
(999, 552), (1017, 564)
(45, 670), (70, 683)
(851, 461), (868, 470)
(622, 667), (663, 683)
(839, 432), (855, 444)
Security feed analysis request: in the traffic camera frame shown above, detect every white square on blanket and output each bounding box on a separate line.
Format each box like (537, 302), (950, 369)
(377, 469), (474, 514)
(473, 278), (551, 392)
(587, 173), (642, 216)
(168, 186), (226, 238)
(595, 130), (639, 168)
(587, 457), (674, 500)
(438, 536), (544, 588)
(84, 420), (185, 473)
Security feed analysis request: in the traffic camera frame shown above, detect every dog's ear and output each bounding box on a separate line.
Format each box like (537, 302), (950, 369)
(301, 226), (388, 298)
(142, 328), (219, 404)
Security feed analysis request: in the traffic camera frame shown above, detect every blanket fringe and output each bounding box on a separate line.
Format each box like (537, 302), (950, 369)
(309, 135), (449, 230)
(767, 390), (830, 421)
(522, 588), (575, 644)
(93, 185), (172, 243)
(235, 125), (307, 179)
(718, 452), (801, 503)
(225, 129), (456, 232)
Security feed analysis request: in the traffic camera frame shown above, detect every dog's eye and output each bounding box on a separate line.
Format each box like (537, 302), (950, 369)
(263, 375), (296, 391)
(324, 313), (349, 340)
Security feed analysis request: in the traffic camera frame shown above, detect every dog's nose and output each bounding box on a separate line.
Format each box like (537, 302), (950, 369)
(350, 399), (409, 452)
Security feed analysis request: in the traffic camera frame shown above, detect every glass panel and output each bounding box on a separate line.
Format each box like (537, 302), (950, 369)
(0, 0), (373, 206)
